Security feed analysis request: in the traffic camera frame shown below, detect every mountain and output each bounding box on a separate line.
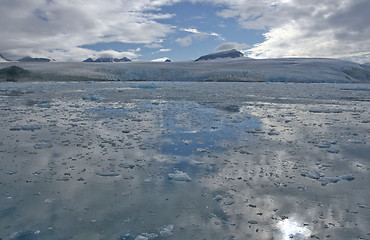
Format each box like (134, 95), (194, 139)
(164, 59), (172, 62)
(82, 58), (94, 62)
(195, 49), (243, 61)
(82, 57), (131, 62)
(0, 54), (10, 62)
(0, 66), (31, 81)
(18, 56), (51, 62)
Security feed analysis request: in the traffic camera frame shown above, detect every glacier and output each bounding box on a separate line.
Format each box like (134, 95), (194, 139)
(0, 57), (370, 83)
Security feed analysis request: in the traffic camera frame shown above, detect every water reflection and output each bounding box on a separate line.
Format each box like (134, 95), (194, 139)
(160, 101), (260, 156)
(277, 218), (311, 240)
(1, 81), (369, 239)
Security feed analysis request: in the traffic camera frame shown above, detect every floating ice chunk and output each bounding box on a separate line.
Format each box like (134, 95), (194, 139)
(289, 233), (306, 240)
(315, 142), (331, 148)
(168, 170), (191, 182)
(120, 234), (135, 240)
(10, 125), (42, 131)
(348, 139), (366, 144)
(82, 95), (104, 101)
(340, 174), (355, 181)
(140, 233), (158, 239)
(34, 140), (53, 149)
(214, 195), (223, 201)
(306, 170), (322, 180)
(37, 103), (51, 108)
(223, 236), (235, 240)
(135, 235), (148, 240)
(131, 83), (158, 89)
(320, 174), (355, 186)
(327, 146), (340, 153)
(118, 163), (135, 169)
(159, 224), (174, 236)
(190, 160), (206, 165)
(246, 128), (264, 134)
(268, 130), (280, 135)
(5, 170), (17, 175)
(44, 198), (55, 203)
(9, 230), (41, 240)
(22, 125), (42, 131)
(309, 109), (343, 113)
(144, 178), (152, 183)
(96, 172), (120, 177)
(223, 200), (235, 205)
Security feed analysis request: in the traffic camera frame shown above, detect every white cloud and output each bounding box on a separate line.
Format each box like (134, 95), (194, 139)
(159, 48), (172, 52)
(176, 28), (223, 47)
(181, 28), (201, 34)
(0, 0), (176, 61)
(145, 43), (163, 48)
(206, 0), (370, 62)
(215, 42), (249, 52)
(2, 0), (369, 62)
(95, 50), (139, 59)
(176, 33), (208, 47)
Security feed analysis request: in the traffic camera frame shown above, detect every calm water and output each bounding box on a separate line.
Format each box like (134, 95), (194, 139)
(0, 81), (369, 239)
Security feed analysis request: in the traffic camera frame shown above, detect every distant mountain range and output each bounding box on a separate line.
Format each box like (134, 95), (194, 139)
(83, 57), (131, 62)
(195, 49), (243, 61)
(17, 56), (51, 62)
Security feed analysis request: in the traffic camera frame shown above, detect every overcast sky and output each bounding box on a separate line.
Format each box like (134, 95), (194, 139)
(1, 0), (369, 62)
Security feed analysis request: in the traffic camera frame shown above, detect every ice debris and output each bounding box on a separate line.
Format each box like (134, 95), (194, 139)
(320, 174), (355, 186)
(168, 170), (191, 182)
(37, 103), (51, 108)
(302, 171), (355, 186)
(34, 140), (53, 149)
(327, 146), (340, 153)
(5, 170), (17, 175)
(135, 235), (148, 240)
(214, 195), (223, 201)
(309, 109), (343, 113)
(96, 172), (120, 177)
(306, 170), (323, 180)
(223, 236), (235, 240)
(348, 139), (366, 144)
(131, 83), (158, 89)
(82, 94), (104, 101)
(315, 142), (331, 148)
(159, 224), (174, 236)
(10, 125), (42, 131)
(44, 198), (55, 203)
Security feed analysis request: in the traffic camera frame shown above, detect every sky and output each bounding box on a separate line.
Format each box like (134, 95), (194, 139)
(0, 0), (369, 63)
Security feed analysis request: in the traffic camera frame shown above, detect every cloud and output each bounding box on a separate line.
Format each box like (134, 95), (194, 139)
(215, 42), (249, 52)
(145, 43), (163, 48)
(176, 28), (223, 47)
(159, 48), (172, 52)
(209, 0), (370, 62)
(181, 28), (201, 34)
(0, 0), (176, 61)
(95, 50), (139, 59)
(176, 33), (207, 47)
(2, 0), (369, 62)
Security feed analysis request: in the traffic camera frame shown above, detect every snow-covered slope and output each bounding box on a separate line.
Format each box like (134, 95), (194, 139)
(0, 54), (10, 62)
(195, 49), (243, 61)
(1, 57), (369, 83)
(82, 57), (131, 62)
